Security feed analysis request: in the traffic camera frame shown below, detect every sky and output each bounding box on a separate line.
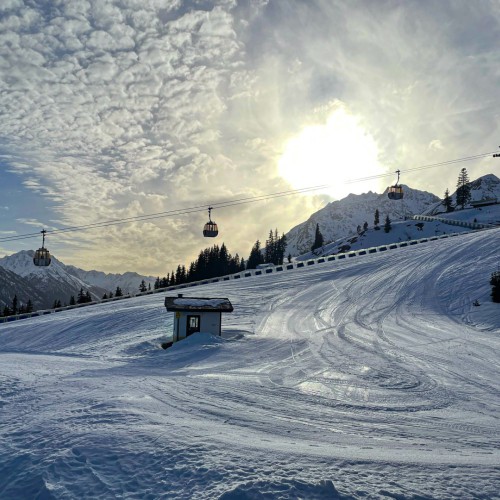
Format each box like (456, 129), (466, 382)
(0, 0), (499, 275)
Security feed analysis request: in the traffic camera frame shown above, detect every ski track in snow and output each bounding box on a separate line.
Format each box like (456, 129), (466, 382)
(1, 230), (500, 499)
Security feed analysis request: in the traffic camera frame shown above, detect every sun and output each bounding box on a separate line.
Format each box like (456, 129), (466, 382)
(278, 106), (385, 199)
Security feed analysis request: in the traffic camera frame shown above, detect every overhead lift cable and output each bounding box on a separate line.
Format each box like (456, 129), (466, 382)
(1, 150), (496, 243)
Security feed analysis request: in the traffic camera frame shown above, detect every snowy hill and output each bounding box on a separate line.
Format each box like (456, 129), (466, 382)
(285, 185), (439, 255)
(0, 251), (155, 310)
(0, 228), (499, 498)
(297, 204), (500, 260)
(424, 173), (500, 215)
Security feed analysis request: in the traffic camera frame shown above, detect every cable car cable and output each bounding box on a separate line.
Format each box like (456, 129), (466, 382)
(0, 150), (495, 243)
(0, 184), (329, 242)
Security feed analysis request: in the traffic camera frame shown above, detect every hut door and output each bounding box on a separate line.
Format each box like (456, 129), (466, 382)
(186, 315), (200, 337)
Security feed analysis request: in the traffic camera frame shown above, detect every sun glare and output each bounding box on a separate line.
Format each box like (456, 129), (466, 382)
(278, 107), (384, 199)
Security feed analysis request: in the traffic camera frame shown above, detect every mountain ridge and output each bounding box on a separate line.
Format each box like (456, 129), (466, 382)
(285, 185), (440, 256)
(0, 251), (155, 311)
(286, 173), (499, 256)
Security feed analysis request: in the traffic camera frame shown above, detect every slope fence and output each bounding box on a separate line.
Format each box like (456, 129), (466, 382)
(413, 214), (497, 230)
(1, 221), (496, 324)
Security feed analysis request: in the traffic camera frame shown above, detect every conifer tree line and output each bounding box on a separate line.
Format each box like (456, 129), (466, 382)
(264, 229), (287, 266)
(1, 294), (33, 317)
(153, 243), (245, 289)
(153, 229), (287, 289)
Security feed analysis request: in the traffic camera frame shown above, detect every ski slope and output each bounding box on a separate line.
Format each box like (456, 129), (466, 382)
(1, 229), (499, 499)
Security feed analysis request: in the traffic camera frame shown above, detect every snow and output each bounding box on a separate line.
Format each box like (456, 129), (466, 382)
(431, 204), (500, 226)
(1, 229), (500, 498)
(294, 204), (500, 261)
(173, 298), (230, 308)
(285, 185), (440, 255)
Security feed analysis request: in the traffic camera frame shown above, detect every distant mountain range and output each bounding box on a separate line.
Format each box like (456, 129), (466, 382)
(1, 173), (498, 312)
(0, 251), (155, 311)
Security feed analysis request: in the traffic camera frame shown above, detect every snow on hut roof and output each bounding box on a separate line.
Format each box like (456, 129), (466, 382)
(164, 296), (234, 312)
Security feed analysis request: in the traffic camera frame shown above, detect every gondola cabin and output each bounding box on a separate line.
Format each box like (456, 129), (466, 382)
(33, 229), (51, 267)
(203, 206), (218, 237)
(33, 247), (51, 267)
(203, 220), (218, 237)
(387, 169), (404, 200)
(388, 185), (404, 200)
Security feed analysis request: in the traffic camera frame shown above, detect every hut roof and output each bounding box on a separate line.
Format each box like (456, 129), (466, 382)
(164, 296), (233, 313)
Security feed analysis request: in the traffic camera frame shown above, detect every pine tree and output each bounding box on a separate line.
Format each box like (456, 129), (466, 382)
(384, 215), (392, 233)
(115, 286), (123, 297)
(374, 209), (380, 227)
(77, 288), (86, 304)
(26, 299), (33, 313)
(219, 243), (230, 275)
(139, 279), (147, 292)
(69, 295), (76, 306)
(442, 188), (453, 212)
(12, 294), (18, 315)
(456, 168), (471, 210)
(85, 291), (92, 303)
(265, 230), (275, 264)
(311, 223), (324, 254)
(491, 271), (500, 303)
(102, 292), (108, 300)
(363, 221), (368, 231)
(175, 265), (183, 284)
(162, 274), (170, 288)
(247, 240), (264, 269)
(277, 233), (287, 265)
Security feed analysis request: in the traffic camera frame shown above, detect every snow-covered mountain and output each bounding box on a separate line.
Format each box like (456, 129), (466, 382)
(0, 251), (155, 310)
(296, 204), (500, 261)
(64, 267), (156, 296)
(285, 185), (440, 256)
(0, 265), (47, 310)
(424, 173), (500, 215)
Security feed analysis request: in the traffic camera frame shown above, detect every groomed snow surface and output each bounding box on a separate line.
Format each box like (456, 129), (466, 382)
(1, 229), (499, 499)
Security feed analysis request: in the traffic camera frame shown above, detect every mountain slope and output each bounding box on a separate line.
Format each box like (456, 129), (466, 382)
(295, 203), (500, 260)
(0, 228), (498, 498)
(424, 173), (500, 215)
(285, 185), (439, 255)
(0, 251), (106, 309)
(0, 266), (47, 310)
(0, 251), (156, 310)
(64, 266), (155, 295)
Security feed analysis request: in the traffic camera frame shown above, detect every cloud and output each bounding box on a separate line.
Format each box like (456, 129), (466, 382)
(429, 140), (444, 151)
(0, 0), (499, 273)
